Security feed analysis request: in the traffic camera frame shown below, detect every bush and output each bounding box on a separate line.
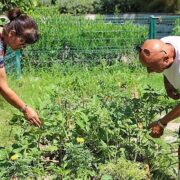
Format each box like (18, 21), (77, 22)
(57, 0), (101, 15)
(0, 78), (177, 179)
(99, 158), (147, 180)
(172, 19), (180, 35)
(0, 0), (37, 12)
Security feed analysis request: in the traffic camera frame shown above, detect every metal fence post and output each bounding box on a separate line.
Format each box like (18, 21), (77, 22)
(149, 16), (162, 39)
(15, 50), (21, 79)
(149, 15), (156, 39)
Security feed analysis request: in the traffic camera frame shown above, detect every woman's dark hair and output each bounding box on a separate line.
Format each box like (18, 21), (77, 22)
(3, 8), (39, 44)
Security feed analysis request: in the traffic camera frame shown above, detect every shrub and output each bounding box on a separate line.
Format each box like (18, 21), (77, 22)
(172, 19), (180, 35)
(0, 81), (177, 179)
(0, 0), (37, 12)
(57, 0), (101, 15)
(99, 158), (147, 180)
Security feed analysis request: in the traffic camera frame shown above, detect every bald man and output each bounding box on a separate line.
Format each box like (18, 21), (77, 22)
(139, 36), (180, 138)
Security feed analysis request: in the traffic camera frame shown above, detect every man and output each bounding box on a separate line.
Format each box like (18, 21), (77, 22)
(139, 36), (180, 138)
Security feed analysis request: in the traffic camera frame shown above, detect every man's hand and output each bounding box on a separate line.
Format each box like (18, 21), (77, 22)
(23, 106), (41, 127)
(148, 121), (164, 138)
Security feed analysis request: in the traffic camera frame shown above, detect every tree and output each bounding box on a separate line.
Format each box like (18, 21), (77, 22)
(99, 0), (179, 13)
(1, 0), (37, 12)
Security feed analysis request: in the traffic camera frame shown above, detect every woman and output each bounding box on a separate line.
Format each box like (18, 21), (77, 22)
(0, 8), (41, 127)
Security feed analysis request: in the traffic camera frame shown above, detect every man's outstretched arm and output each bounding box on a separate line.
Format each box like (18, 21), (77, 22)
(149, 76), (180, 138)
(149, 104), (180, 138)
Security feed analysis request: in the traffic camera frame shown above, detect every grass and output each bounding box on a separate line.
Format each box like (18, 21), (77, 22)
(0, 61), (166, 146)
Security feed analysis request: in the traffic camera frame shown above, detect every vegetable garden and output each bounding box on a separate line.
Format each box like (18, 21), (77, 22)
(0, 6), (180, 179)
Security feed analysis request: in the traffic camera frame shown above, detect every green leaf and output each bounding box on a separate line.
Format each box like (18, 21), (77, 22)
(43, 145), (58, 152)
(101, 175), (113, 180)
(0, 149), (7, 160)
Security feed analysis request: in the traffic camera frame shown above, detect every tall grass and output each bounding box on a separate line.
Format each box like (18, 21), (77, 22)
(22, 7), (148, 65)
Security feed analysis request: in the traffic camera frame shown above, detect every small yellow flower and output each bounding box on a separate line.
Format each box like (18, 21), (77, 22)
(10, 154), (19, 161)
(76, 137), (85, 143)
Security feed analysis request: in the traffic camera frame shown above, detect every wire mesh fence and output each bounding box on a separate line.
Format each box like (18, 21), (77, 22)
(4, 48), (21, 78)
(4, 14), (180, 74)
(21, 15), (148, 66)
(148, 15), (180, 39)
(22, 15), (180, 65)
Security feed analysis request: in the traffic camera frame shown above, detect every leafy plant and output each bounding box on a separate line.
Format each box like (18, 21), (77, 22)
(57, 0), (101, 15)
(0, 82), (177, 178)
(172, 19), (180, 35)
(99, 158), (147, 180)
(1, 0), (37, 12)
(22, 10), (148, 66)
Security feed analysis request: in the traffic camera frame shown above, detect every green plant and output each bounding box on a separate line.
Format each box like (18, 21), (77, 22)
(57, 0), (101, 15)
(173, 19), (180, 35)
(0, 62), (177, 178)
(99, 158), (147, 180)
(22, 9), (148, 66)
(1, 0), (37, 12)
(0, 83), (177, 178)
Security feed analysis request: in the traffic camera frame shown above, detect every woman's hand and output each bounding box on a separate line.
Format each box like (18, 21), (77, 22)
(148, 121), (164, 138)
(23, 106), (41, 127)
